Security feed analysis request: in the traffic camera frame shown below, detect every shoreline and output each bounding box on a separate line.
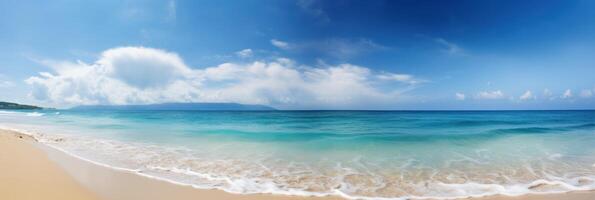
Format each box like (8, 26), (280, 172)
(1, 128), (594, 200)
(0, 128), (339, 200)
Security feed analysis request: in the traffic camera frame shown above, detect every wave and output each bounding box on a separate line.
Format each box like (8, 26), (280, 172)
(196, 122), (595, 143)
(3, 126), (590, 200)
(0, 110), (45, 117)
(567, 123), (595, 130)
(424, 120), (527, 128)
(0, 110), (19, 115)
(489, 123), (595, 135)
(26, 112), (45, 117)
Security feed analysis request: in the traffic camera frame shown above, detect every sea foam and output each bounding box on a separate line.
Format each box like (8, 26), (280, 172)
(1, 110), (595, 199)
(19, 128), (595, 199)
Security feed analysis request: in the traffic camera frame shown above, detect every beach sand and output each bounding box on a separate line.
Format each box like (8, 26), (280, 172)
(1, 128), (593, 200)
(0, 129), (99, 200)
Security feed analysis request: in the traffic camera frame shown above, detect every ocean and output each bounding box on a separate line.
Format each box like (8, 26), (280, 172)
(1, 110), (594, 199)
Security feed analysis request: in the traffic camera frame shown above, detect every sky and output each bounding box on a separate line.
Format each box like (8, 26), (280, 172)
(0, 0), (594, 110)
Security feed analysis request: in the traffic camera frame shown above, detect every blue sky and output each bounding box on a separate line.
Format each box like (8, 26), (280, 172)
(1, 0), (594, 109)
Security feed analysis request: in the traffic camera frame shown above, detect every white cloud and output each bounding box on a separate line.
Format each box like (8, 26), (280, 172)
(270, 39), (290, 50)
(562, 89), (573, 99)
(476, 90), (504, 100)
(235, 49), (253, 58)
(519, 90), (535, 100)
(455, 92), (466, 100)
(26, 46), (423, 109)
(101, 47), (193, 89)
(580, 89), (593, 98)
(26, 47), (197, 105)
(435, 38), (464, 56)
(376, 73), (425, 85)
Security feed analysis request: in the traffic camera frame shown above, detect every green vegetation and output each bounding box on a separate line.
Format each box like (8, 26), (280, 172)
(0, 101), (43, 110)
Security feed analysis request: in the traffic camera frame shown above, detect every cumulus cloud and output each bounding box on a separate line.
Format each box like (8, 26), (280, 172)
(26, 46), (424, 109)
(519, 90), (535, 100)
(476, 90), (504, 100)
(455, 92), (465, 100)
(271, 39), (291, 50)
(562, 89), (572, 99)
(26, 47), (198, 105)
(235, 49), (253, 58)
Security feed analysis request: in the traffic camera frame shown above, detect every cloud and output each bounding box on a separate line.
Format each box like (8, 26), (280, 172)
(435, 38), (464, 56)
(562, 89), (573, 99)
(455, 92), (466, 100)
(519, 90), (535, 100)
(235, 49), (253, 58)
(271, 39), (291, 50)
(580, 89), (593, 98)
(26, 46), (423, 109)
(26, 47), (197, 105)
(476, 90), (504, 100)
(376, 73), (425, 85)
(101, 47), (193, 89)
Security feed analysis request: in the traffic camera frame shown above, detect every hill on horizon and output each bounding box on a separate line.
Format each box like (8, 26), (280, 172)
(0, 101), (43, 110)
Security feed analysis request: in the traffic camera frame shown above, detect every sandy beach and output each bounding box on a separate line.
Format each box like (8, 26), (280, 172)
(0, 129), (338, 200)
(0, 129), (99, 200)
(1, 128), (594, 200)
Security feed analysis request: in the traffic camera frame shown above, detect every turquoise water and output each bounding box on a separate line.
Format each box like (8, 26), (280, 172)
(1, 110), (595, 199)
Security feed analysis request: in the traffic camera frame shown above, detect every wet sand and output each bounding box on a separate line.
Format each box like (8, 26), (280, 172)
(1, 128), (593, 200)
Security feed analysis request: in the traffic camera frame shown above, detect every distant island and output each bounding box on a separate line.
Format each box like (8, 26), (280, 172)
(0, 101), (43, 110)
(70, 103), (276, 111)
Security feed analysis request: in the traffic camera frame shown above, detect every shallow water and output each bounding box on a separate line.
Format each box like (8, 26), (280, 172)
(1, 110), (595, 199)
